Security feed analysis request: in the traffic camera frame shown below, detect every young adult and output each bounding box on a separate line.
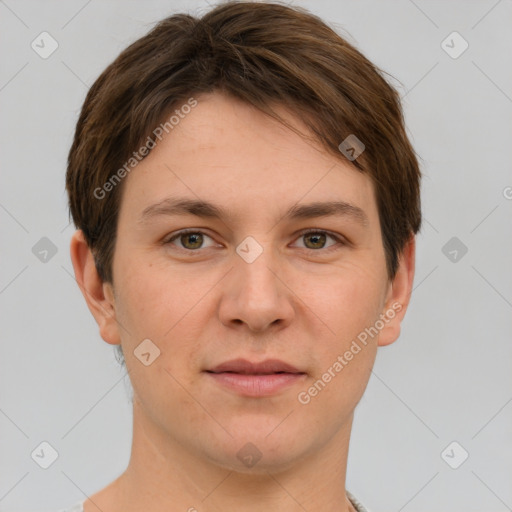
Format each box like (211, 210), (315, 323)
(63, 2), (421, 511)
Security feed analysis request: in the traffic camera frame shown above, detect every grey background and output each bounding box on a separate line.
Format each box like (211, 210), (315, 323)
(1, 1), (511, 511)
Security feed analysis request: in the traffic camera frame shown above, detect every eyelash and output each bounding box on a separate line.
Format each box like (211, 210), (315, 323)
(163, 228), (346, 254)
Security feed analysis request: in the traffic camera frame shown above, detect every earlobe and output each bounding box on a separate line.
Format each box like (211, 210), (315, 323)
(378, 235), (416, 347)
(69, 230), (121, 346)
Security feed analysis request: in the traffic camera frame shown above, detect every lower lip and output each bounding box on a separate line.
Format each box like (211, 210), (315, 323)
(205, 372), (306, 397)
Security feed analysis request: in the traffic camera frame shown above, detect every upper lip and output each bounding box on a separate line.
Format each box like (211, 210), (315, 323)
(206, 358), (304, 375)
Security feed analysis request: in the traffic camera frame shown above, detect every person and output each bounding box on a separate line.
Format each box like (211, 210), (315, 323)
(63, 1), (421, 511)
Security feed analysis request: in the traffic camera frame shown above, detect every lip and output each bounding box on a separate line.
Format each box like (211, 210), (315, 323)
(204, 358), (306, 397)
(207, 358), (303, 374)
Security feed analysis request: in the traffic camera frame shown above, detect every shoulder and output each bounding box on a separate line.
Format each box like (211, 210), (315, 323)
(347, 490), (372, 512)
(57, 502), (84, 512)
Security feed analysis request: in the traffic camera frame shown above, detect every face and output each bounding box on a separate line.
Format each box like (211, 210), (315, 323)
(81, 91), (411, 473)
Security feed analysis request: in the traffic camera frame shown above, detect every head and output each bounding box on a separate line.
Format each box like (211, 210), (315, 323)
(67, 1), (420, 473)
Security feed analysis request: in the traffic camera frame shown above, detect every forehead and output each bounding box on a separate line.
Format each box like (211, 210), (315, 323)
(118, 91), (379, 225)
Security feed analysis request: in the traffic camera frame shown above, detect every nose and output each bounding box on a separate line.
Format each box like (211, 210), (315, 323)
(217, 242), (295, 333)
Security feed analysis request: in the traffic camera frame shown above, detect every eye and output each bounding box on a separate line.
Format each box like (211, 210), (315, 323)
(163, 228), (346, 253)
(164, 229), (217, 251)
(292, 229), (345, 251)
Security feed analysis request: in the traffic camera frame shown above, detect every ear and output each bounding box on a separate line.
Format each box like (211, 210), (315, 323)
(69, 230), (121, 346)
(378, 235), (416, 347)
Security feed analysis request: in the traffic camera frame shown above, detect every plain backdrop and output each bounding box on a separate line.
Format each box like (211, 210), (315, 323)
(1, 1), (511, 511)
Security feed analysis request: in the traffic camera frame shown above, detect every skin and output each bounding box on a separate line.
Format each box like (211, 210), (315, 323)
(71, 90), (415, 512)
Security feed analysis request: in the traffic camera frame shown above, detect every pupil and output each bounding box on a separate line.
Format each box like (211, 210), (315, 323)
(184, 233), (202, 249)
(307, 233), (325, 248)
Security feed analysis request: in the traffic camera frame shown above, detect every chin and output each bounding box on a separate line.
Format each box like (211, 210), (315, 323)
(201, 425), (310, 474)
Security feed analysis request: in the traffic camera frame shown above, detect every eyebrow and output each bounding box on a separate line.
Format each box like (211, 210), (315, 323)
(139, 196), (369, 227)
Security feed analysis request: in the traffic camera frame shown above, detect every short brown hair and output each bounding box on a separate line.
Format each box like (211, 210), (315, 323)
(66, 0), (421, 284)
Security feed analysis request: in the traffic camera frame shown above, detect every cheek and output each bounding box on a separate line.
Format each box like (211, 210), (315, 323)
(303, 260), (387, 336)
(113, 258), (210, 377)
(295, 268), (382, 422)
(113, 256), (194, 337)
(112, 264), (207, 420)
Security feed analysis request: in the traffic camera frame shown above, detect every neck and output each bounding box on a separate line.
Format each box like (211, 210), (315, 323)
(87, 400), (357, 512)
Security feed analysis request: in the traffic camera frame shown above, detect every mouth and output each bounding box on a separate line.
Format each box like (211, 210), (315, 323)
(206, 358), (304, 374)
(204, 358), (306, 397)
